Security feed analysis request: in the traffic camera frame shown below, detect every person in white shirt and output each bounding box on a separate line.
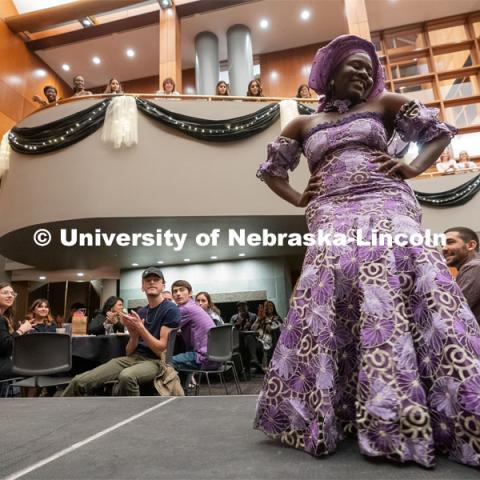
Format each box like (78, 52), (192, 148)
(436, 149), (458, 174)
(457, 150), (478, 170)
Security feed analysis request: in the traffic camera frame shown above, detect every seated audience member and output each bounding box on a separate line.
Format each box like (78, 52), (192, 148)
(215, 80), (230, 96)
(156, 77), (180, 96)
(443, 227), (480, 322)
(436, 149), (458, 174)
(72, 75), (93, 97)
(0, 282), (33, 379)
(457, 150), (478, 170)
(246, 79), (264, 97)
(296, 84), (312, 99)
(170, 281), (218, 371)
(88, 296), (125, 335)
(245, 301), (282, 371)
(104, 78), (123, 94)
(195, 291), (224, 326)
(230, 301), (257, 329)
(32, 85), (59, 106)
(24, 298), (56, 333)
(162, 291), (173, 302)
(62, 267), (180, 396)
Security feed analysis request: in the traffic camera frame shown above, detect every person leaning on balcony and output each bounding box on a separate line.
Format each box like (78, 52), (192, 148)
(435, 148), (458, 174)
(32, 85), (60, 107)
(215, 80), (230, 96)
(246, 79), (264, 97)
(62, 267), (180, 396)
(0, 282), (34, 380)
(103, 77), (123, 94)
(296, 83), (312, 99)
(443, 227), (480, 322)
(457, 150), (478, 170)
(156, 77), (180, 96)
(71, 75), (93, 97)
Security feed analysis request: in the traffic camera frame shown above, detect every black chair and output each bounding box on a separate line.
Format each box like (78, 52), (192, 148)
(177, 325), (242, 396)
(10, 333), (73, 391)
(0, 376), (24, 397)
(230, 328), (247, 381)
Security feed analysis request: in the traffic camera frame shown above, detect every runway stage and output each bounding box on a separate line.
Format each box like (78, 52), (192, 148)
(1, 396), (477, 480)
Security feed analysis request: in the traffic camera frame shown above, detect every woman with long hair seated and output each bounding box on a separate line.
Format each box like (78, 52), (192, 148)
(88, 296), (125, 335)
(195, 291), (224, 326)
(0, 282), (33, 379)
(104, 78), (123, 94)
(23, 299), (56, 333)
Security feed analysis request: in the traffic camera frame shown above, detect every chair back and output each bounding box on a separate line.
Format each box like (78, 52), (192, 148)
(165, 328), (178, 364)
(12, 333), (72, 376)
(207, 325), (234, 363)
(232, 328), (240, 350)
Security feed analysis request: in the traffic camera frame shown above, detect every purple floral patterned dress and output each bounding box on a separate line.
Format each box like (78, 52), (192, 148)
(254, 105), (480, 468)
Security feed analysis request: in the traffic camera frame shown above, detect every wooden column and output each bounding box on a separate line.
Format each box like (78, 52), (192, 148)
(343, 0), (371, 41)
(159, 6), (182, 91)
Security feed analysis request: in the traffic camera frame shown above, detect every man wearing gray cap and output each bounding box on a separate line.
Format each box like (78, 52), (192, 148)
(62, 267), (180, 396)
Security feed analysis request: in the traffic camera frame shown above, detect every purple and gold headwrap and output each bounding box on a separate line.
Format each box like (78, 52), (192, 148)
(308, 34), (385, 112)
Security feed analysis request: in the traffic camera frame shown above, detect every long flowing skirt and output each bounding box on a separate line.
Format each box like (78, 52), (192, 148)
(253, 188), (480, 468)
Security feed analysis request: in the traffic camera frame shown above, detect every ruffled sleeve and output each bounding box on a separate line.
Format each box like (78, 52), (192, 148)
(394, 100), (457, 144)
(256, 136), (302, 181)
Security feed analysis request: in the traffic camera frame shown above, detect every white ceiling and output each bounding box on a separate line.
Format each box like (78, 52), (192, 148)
(33, 0), (480, 89)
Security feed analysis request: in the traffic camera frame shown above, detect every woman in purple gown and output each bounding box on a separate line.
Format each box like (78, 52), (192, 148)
(254, 34), (480, 468)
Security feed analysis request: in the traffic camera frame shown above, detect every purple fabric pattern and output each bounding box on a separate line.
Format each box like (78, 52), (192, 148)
(253, 107), (480, 468)
(257, 136), (301, 181)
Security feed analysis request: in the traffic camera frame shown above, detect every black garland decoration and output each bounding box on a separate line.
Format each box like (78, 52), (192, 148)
(135, 98), (280, 141)
(9, 100), (111, 154)
(297, 103), (315, 115)
(414, 173), (480, 207)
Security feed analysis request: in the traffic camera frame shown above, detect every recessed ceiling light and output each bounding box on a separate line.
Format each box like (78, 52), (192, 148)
(62, 64), (70, 72)
(126, 48), (135, 58)
(184, 258), (190, 262)
(80, 17), (94, 28)
(157, 260), (164, 264)
(34, 69), (47, 78)
(238, 253), (246, 257)
(210, 256), (218, 260)
(259, 19), (269, 29)
(39, 276), (47, 280)
(92, 56), (101, 65)
(300, 9), (311, 21)
(77, 272), (84, 277)
(270, 71), (278, 80)
(132, 263), (139, 267)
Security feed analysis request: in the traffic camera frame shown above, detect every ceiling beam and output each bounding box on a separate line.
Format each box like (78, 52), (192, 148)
(25, 0), (254, 52)
(26, 11), (160, 51)
(5, 0), (147, 33)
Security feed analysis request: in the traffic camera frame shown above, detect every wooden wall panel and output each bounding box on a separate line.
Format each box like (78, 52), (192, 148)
(0, 0), (72, 136)
(259, 43), (322, 98)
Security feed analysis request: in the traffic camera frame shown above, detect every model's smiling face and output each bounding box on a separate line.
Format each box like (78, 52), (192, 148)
(331, 52), (373, 102)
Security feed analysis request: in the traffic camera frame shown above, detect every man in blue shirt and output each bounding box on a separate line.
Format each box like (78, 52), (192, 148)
(62, 267), (180, 396)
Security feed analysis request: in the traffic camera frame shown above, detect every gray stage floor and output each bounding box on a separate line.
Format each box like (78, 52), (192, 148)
(0, 396), (477, 480)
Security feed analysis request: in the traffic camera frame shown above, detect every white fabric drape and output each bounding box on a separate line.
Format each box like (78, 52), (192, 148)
(101, 96), (138, 148)
(279, 99), (300, 130)
(0, 130), (12, 180)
